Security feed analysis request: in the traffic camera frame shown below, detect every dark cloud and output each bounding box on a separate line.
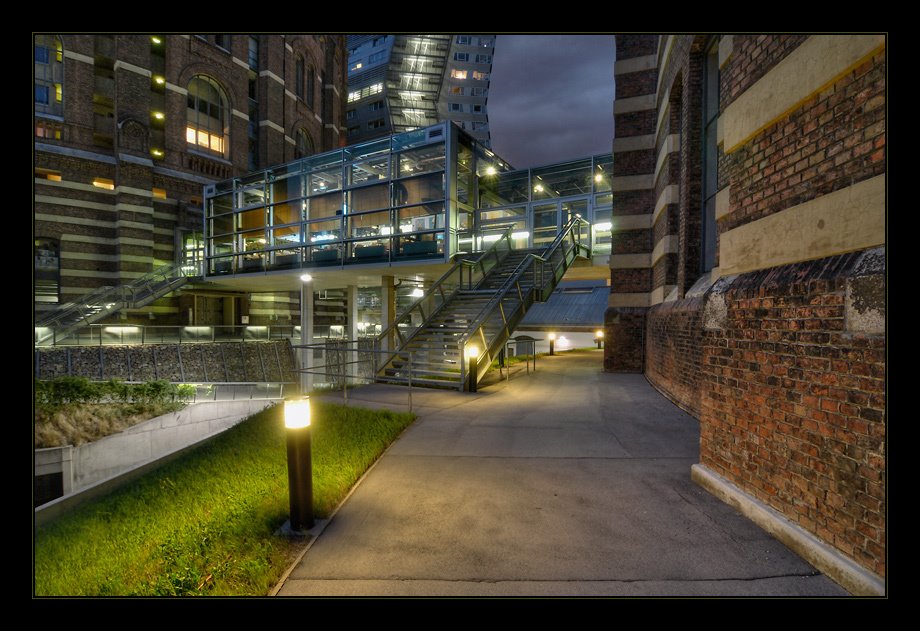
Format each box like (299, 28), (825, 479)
(489, 35), (615, 169)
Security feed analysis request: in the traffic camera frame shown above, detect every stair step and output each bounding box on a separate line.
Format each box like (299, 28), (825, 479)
(376, 375), (461, 389)
(385, 367), (461, 379)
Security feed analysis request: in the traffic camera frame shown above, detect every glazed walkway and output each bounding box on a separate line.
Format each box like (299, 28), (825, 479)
(276, 351), (846, 596)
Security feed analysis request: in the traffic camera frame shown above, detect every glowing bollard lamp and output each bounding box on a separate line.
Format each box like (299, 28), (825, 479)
(466, 344), (479, 393)
(284, 397), (314, 532)
(548, 332), (556, 356)
(595, 329), (605, 349)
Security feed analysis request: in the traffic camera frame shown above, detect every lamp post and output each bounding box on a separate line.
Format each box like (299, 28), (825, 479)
(595, 329), (604, 349)
(284, 397), (313, 532)
(466, 343), (479, 393)
(548, 332), (556, 356)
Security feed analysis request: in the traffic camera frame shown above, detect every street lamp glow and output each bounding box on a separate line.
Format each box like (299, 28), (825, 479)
(300, 273), (313, 283)
(548, 332), (556, 341)
(466, 344), (478, 359)
(595, 329), (604, 339)
(284, 397), (311, 429)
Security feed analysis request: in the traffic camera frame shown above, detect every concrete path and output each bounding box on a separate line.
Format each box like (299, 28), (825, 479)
(277, 351), (847, 597)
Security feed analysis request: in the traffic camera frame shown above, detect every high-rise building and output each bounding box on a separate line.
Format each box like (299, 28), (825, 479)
(345, 34), (493, 147)
(34, 34), (347, 323)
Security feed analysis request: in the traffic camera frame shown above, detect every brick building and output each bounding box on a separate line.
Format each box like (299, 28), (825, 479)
(606, 35), (886, 594)
(34, 34), (346, 324)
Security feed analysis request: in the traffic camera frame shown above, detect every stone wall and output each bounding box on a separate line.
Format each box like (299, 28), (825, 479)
(35, 340), (297, 383)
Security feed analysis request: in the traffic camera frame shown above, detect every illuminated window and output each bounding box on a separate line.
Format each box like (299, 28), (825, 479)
(35, 121), (61, 139)
(294, 129), (314, 159)
(34, 34), (63, 116)
(186, 75), (229, 157)
(450, 69), (467, 80)
(450, 86), (465, 96)
(473, 71), (489, 81)
(92, 177), (115, 190)
(153, 187), (167, 199)
(347, 82), (382, 103)
(349, 59), (363, 72)
(35, 169), (62, 181)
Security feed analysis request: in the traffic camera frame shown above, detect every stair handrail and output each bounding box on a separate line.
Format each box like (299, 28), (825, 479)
(375, 225), (516, 355)
(458, 216), (592, 384)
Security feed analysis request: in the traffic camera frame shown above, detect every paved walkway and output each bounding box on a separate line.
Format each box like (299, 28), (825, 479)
(277, 351), (847, 596)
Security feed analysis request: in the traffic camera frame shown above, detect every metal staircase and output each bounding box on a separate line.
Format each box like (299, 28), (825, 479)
(35, 263), (195, 345)
(376, 216), (592, 390)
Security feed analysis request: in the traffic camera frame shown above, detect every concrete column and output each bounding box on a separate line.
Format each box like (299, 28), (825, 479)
(300, 282), (314, 393)
(346, 284), (358, 378)
(381, 275), (396, 352)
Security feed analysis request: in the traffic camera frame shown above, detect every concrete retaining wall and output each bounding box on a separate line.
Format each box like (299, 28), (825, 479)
(35, 399), (278, 526)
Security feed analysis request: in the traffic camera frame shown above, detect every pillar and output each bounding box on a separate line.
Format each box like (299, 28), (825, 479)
(300, 282), (314, 393)
(346, 284), (358, 378)
(380, 275), (396, 352)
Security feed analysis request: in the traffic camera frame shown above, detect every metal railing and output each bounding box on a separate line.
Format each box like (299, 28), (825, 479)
(35, 324), (302, 347)
(35, 262), (201, 344)
(375, 225), (517, 382)
(293, 340), (418, 413)
(460, 215), (591, 389)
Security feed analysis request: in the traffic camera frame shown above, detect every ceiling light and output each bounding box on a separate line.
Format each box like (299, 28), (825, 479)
(595, 174), (603, 183)
(485, 166), (496, 176)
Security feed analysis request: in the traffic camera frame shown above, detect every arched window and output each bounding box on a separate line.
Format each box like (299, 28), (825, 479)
(306, 66), (315, 110)
(34, 35), (63, 117)
(186, 75), (229, 157)
(295, 55), (305, 99)
(34, 238), (60, 304)
(294, 129), (314, 159)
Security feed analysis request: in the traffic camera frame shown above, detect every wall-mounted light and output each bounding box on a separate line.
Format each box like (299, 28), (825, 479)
(153, 75), (166, 86)
(151, 36), (162, 45)
(152, 111), (165, 121)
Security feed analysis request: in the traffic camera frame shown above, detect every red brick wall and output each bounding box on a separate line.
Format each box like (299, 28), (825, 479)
(722, 35), (809, 106)
(646, 298), (704, 416)
(604, 308), (645, 373)
(721, 49), (886, 232)
(699, 252), (885, 577)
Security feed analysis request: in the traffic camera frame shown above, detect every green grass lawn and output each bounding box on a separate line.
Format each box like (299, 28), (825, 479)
(34, 401), (415, 596)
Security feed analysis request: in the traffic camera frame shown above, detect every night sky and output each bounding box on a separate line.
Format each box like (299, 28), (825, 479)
(488, 35), (616, 169)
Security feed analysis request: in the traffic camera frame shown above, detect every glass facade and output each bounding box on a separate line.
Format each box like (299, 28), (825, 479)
(203, 123), (612, 277)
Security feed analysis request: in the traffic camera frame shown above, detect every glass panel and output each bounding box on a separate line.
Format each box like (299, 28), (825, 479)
(210, 214), (234, 236)
(271, 224), (302, 247)
(532, 158), (593, 199)
(270, 173), (303, 202)
(394, 172), (443, 207)
(562, 199), (589, 224)
(532, 203), (559, 247)
(307, 219), (342, 244)
(348, 210), (391, 238)
(239, 185), (266, 208)
(595, 193), (613, 208)
(593, 155), (613, 193)
(349, 155), (390, 186)
(309, 168), (343, 194)
(209, 193), (233, 216)
(350, 238), (390, 261)
(210, 233), (233, 254)
(391, 127), (433, 151)
(307, 192), (342, 220)
(271, 201), (303, 226)
(396, 232), (443, 258)
(344, 137), (390, 161)
(480, 169), (528, 207)
(236, 208), (266, 231)
(307, 244), (341, 265)
(480, 206), (525, 221)
(348, 184), (390, 213)
(397, 143), (445, 177)
(396, 203), (445, 233)
(241, 230), (266, 252)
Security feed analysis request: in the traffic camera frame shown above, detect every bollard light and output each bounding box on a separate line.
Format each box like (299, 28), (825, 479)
(466, 344), (479, 393)
(595, 329), (604, 349)
(284, 397), (314, 532)
(548, 332), (556, 356)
